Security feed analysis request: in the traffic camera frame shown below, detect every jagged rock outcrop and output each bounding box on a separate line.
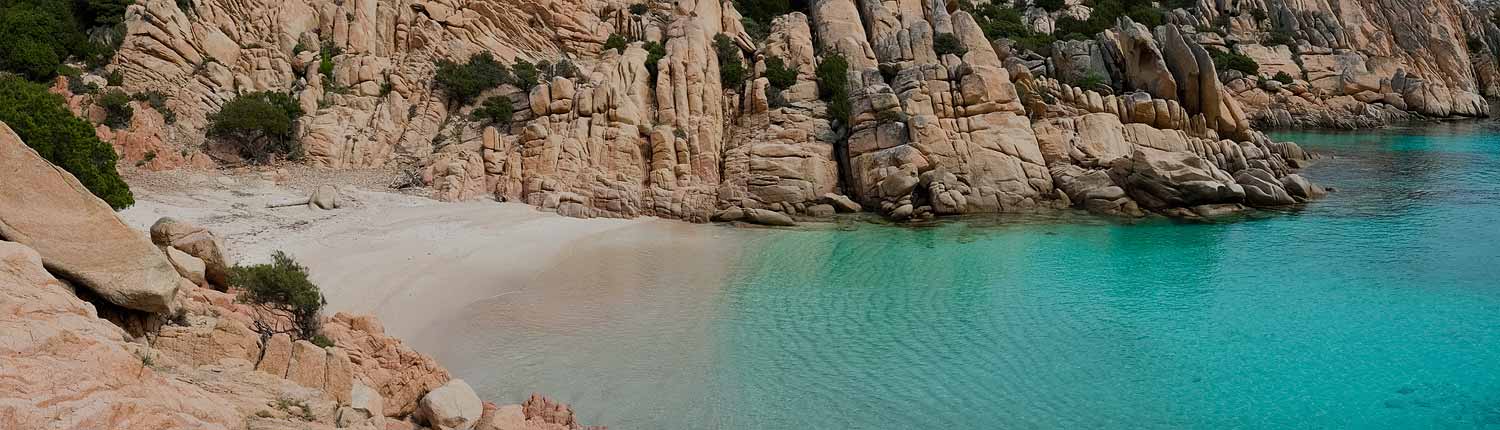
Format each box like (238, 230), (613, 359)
(1183, 0), (1493, 127)
(0, 122), (179, 313)
(91, 0), (1353, 221)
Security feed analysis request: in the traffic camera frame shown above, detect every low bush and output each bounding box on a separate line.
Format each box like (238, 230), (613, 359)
(1207, 47), (1259, 76)
(629, 3), (648, 15)
(512, 59), (539, 90)
(643, 41), (666, 80)
(1033, 0), (1065, 12)
(232, 251), (325, 340)
(0, 74), (133, 209)
(433, 52), (512, 106)
(471, 96), (513, 125)
(815, 52), (850, 123)
(208, 91), (304, 164)
(763, 56), (797, 90)
(98, 89), (132, 128)
(714, 34), (746, 90)
(933, 33), (967, 57)
(603, 33), (629, 54)
(1272, 70), (1294, 85)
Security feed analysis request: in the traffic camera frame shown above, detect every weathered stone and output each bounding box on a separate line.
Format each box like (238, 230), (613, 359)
(417, 379), (483, 430)
(0, 123), (178, 313)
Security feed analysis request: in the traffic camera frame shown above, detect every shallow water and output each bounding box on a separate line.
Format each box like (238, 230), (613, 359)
(417, 122), (1500, 429)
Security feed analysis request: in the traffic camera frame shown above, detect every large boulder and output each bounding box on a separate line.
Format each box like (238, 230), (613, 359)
(0, 122), (178, 313)
(150, 217), (229, 288)
(1113, 146), (1244, 210)
(417, 379), (483, 430)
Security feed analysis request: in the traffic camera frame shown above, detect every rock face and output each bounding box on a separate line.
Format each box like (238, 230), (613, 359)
(0, 122), (179, 313)
(1184, 0), (1493, 127)
(93, 0), (1353, 220)
(0, 241), (243, 429)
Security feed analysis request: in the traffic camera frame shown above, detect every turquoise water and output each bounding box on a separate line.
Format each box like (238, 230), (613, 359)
(422, 123), (1500, 429)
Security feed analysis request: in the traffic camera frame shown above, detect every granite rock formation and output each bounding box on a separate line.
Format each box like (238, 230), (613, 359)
(80, 0), (1500, 222)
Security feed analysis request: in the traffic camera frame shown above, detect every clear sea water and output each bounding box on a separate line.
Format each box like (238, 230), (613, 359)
(419, 122), (1500, 429)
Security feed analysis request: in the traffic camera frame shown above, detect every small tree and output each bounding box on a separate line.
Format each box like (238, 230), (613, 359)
(512, 59), (539, 90)
(0, 75), (133, 209)
(763, 56), (798, 90)
(714, 34), (745, 90)
(815, 53), (850, 123)
(433, 52), (512, 106)
(98, 89), (133, 128)
(643, 41), (666, 80)
(629, 3), (648, 15)
(603, 33), (629, 54)
(471, 96), (514, 125)
(232, 251), (325, 341)
(933, 33), (967, 57)
(208, 91), (304, 164)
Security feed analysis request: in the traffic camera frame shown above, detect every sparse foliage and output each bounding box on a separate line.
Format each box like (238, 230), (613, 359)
(815, 52), (850, 123)
(232, 251), (325, 341)
(714, 34), (745, 90)
(763, 56), (797, 90)
(471, 96), (514, 125)
(98, 89), (132, 128)
(933, 33), (967, 57)
(603, 33), (629, 54)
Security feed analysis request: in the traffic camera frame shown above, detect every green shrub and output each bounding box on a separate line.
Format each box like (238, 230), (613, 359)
(512, 59), (539, 90)
(730, 0), (801, 41)
(1071, 71), (1109, 92)
(0, 75), (133, 209)
(547, 58), (579, 80)
(1264, 31), (1296, 47)
(643, 41), (666, 80)
(98, 89), (132, 128)
(133, 90), (175, 124)
(629, 3), (648, 15)
(208, 91), (304, 164)
(1468, 37), (1485, 53)
(433, 52), (512, 105)
(232, 251), (325, 340)
(0, 0), (130, 81)
(603, 33), (628, 54)
(965, 1), (1029, 40)
(714, 34), (745, 90)
(311, 334), (334, 348)
(105, 69), (123, 86)
(1249, 8), (1268, 23)
(1033, 0), (1065, 12)
(1207, 47), (1259, 76)
(763, 56), (797, 90)
(815, 52), (850, 123)
(471, 96), (513, 125)
(933, 33), (967, 57)
(1052, 0), (1167, 39)
(1272, 70), (1294, 84)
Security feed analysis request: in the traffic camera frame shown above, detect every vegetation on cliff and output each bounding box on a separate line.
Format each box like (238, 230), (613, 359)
(0, 74), (132, 209)
(231, 251), (325, 341)
(0, 0), (131, 81)
(208, 91), (304, 164)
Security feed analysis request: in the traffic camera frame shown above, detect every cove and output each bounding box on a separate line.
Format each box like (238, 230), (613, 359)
(415, 122), (1500, 429)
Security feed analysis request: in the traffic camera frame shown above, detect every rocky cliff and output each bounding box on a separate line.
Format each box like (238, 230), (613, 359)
(0, 121), (586, 430)
(69, 0), (1496, 222)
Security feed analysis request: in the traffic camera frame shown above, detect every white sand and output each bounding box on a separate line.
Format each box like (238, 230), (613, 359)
(119, 169), (694, 338)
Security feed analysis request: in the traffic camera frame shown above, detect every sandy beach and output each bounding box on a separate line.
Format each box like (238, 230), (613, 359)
(118, 167), (731, 339)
